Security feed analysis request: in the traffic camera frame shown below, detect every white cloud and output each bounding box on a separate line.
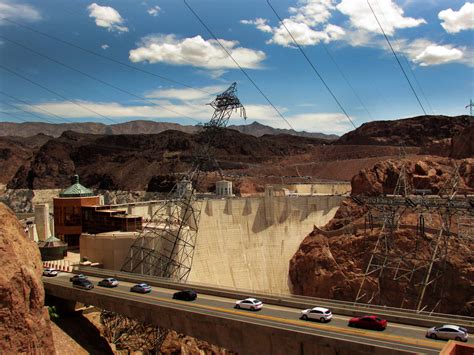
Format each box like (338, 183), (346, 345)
(147, 5), (161, 17)
(0, 0), (41, 25)
(145, 85), (226, 101)
(438, 2), (474, 34)
(241, 0), (343, 47)
(129, 34), (266, 69)
(336, 0), (426, 35)
(397, 38), (467, 66)
(101, 44), (109, 50)
(87, 3), (128, 33)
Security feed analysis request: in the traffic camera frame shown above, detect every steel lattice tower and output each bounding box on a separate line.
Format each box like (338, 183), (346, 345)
(121, 82), (246, 281)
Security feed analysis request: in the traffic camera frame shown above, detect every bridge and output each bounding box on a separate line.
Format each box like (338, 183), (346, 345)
(43, 268), (473, 354)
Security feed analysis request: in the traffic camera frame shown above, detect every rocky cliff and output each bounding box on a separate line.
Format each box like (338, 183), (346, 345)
(289, 158), (474, 315)
(0, 203), (55, 353)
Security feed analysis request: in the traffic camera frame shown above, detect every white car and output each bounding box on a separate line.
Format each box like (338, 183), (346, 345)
(42, 268), (58, 277)
(300, 307), (333, 322)
(426, 325), (468, 342)
(235, 298), (263, 311)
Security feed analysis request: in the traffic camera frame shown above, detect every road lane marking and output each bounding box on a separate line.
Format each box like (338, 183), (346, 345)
(59, 280), (442, 350)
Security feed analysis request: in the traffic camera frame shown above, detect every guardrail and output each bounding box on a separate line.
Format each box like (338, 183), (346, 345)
(76, 266), (474, 332)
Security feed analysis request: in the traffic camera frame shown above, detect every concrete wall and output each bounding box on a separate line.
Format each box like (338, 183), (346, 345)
(275, 182), (351, 195)
(81, 194), (343, 294)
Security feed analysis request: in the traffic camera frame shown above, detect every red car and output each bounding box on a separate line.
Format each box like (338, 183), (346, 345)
(348, 315), (387, 330)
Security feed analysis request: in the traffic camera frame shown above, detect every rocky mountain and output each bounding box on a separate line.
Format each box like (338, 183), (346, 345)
(0, 203), (55, 353)
(336, 115), (472, 146)
(289, 158), (474, 315)
(7, 129), (329, 191)
(228, 121), (339, 140)
(0, 120), (337, 139)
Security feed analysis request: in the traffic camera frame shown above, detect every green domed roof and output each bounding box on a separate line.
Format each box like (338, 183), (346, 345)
(59, 175), (94, 197)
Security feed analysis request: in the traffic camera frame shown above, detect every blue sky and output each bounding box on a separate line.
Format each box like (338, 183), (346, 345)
(0, 0), (473, 134)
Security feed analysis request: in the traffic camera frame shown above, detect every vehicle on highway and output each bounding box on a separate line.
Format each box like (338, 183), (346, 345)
(173, 289), (197, 301)
(235, 298), (263, 311)
(300, 307), (333, 322)
(69, 274), (87, 282)
(42, 268), (58, 277)
(130, 283), (151, 293)
(426, 325), (468, 342)
(72, 278), (94, 290)
(348, 315), (387, 330)
(98, 278), (119, 288)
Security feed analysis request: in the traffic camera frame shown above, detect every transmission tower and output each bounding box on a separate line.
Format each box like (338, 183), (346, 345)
(354, 162), (473, 312)
(466, 99), (473, 116)
(121, 82), (246, 281)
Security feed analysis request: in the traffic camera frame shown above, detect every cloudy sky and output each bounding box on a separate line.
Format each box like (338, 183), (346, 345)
(0, 0), (473, 134)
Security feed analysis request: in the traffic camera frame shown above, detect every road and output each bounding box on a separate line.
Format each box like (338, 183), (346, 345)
(44, 272), (471, 354)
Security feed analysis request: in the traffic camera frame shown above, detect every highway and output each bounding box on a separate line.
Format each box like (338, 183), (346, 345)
(43, 272), (472, 354)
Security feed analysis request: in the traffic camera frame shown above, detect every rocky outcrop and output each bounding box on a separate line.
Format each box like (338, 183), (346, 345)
(289, 158), (474, 315)
(336, 115), (471, 146)
(0, 203), (55, 353)
(451, 126), (474, 159)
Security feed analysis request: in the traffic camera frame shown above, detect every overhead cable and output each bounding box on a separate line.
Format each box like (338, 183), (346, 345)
(366, 0), (427, 116)
(183, 0), (295, 131)
(0, 17), (213, 95)
(266, 0), (357, 130)
(0, 64), (118, 124)
(0, 35), (201, 124)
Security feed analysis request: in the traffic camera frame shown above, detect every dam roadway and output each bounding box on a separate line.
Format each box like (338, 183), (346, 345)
(43, 271), (473, 354)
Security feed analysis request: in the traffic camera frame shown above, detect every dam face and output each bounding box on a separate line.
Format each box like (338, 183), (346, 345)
(80, 194), (343, 294)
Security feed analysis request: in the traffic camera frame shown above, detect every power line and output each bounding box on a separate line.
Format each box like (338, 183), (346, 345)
(374, 0), (435, 115)
(0, 109), (29, 123)
(183, 0), (295, 131)
(366, 0), (427, 116)
(0, 35), (201, 124)
(320, 42), (374, 121)
(0, 63), (118, 124)
(0, 17), (213, 95)
(1, 100), (56, 124)
(266, 0), (357, 130)
(0, 90), (75, 123)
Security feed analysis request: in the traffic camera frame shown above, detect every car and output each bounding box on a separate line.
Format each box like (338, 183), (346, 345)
(130, 283), (151, 293)
(300, 307), (333, 322)
(69, 274), (87, 282)
(426, 325), (468, 342)
(98, 278), (119, 288)
(42, 268), (58, 277)
(72, 278), (94, 290)
(348, 315), (387, 330)
(173, 289), (197, 301)
(234, 298), (263, 311)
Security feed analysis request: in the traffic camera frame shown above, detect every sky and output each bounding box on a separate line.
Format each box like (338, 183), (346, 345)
(0, 0), (473, 134)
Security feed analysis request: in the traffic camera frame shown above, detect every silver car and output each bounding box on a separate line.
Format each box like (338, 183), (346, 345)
(300, 307), (333, 322)
(426, 325), (468, 342)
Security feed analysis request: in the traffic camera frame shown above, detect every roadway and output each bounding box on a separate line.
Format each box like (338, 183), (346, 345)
(43, 272), (471, 354)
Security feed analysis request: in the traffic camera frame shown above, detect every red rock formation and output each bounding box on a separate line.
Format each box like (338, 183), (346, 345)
(290, 158), (474, 315)
(0, 203), (55, 353)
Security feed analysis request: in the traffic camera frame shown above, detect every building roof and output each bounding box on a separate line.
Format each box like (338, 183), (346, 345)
(59, 175), (94, 197)
(39, 235), (67, 248)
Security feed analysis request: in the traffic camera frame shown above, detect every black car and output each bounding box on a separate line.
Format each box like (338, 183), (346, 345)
(72, 278), (94, 290)
(173, 289), (197, 301)
(70, 274), (87, 282)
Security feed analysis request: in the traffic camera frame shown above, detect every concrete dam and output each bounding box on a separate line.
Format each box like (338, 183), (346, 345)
(81, 192), (344, 294)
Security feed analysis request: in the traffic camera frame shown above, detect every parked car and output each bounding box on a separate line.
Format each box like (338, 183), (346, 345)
(348, 315), (387, 330)
(234, 298), (263, 311)
(42, 268), (58, 277)
(300, 307), (333, 322)
(426, 325), (468, 342)
(69, 274), (87, 282)
(98, 278), (119, 288)
(72, 278), (94, 290)
(130, 283), (152, 293)
(173, 290), (197, 301)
